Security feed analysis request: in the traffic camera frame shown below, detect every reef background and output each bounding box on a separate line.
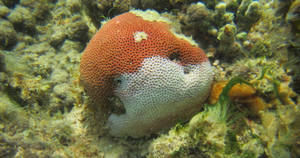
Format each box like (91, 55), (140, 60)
(0, 0), (300, 157)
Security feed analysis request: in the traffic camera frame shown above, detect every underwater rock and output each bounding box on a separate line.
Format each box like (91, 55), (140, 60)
(187, 2), (209, 21)
(80, 10), (213, 138)
(49, 26), (68, 48)
(236, 0), (253, 21)
(215, 2), (227, 14)
(83, 0), (187, 29)
(140, 0), (172, 11)
(149, 75), (300, 157)
(181, 1), (261, 56)
(244, 104), (300, 158)
(186, 2), (213, 31)
(50, 69), (69, 84)
(83, 0), (140, 28)
(94, 0), (174, 15)
(51, 83), (76, 113)
(245, 1), (261, 21)
(218, 24), (237, 43)
(66, 0), (82, 14)
(149, 77), (249, 157)
(53, 83), (74, 101)
(0, 20), (18, 48)
(184, 3), (210, 26)
(0, 4), (10, 17)
(0, 53), (5, 72)
(49, 15), (90, 48)
(7, 5), (36, 34)
(2, 0), (19, 8)
(235, 31), (248, 42)
(31, 2), (51, 23)
(217, 24), (241, 55)
(22, 42), (52, 55)
(286, 0), (300, 22)
(236, 0), (262, 32)
(148, 129), (197, 157)
(0, 72), (9, 91)
(214, 2), (234, 28)
(286, 0), (300, 30)
(96, 0), (139, 14)
(67, 21), (89, 42)
(225, 0), (240, 13)
(20, 0), (36, 7)
(277, 82), (297, 106)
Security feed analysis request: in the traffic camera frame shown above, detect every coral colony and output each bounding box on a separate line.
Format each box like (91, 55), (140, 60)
(80, 10), (213, 138)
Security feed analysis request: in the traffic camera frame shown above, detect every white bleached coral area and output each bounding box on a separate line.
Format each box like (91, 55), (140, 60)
(108, 56), (213, 138)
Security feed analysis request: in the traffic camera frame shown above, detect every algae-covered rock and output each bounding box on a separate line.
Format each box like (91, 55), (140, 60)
(0, 20), (18, 48)
(7, 5), (36, 34)
(186, 2), (213, 31)
(0, 4), (10, 17)
(66, 0), (82, 13)
(148, 77), (250, 157)
(49, 26), (68, 48)
(149, 75), (300, 157)
(20, 0), (36, 6)
(67, 21), (89, 42)
(2, 0), (19, 8)
(0, 52), (6, 72)
(286, 0), (300, 30)
(236, 0), (262, 32)
(286, 0), (300, 22)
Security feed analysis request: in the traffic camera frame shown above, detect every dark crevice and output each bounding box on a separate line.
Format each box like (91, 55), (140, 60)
(109, 95), (125, 115)
(169, 52), (181, 62)
(114, 77), (122, 86)
(184, 67), (191, 74)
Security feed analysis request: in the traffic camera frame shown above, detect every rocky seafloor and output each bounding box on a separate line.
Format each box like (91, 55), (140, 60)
(0, 0), (300, 157)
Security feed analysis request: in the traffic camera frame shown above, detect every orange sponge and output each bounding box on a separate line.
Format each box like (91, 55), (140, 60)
(208, 81), (267, 115)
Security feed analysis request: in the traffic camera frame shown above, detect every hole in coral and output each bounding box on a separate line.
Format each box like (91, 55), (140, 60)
(58, 134), (73, 146)
(169, 52), (181, 63)
(114, 77), (122, 86)
(183, 67), (191, 74)
(109, 96), (125, 115)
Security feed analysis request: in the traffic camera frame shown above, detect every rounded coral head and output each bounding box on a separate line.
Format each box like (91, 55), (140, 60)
(80, 10), (213, 138)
